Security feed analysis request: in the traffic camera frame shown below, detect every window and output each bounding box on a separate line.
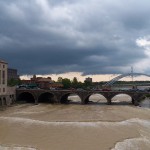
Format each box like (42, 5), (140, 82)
(0, 70), (1, 84)
(3, 88), (5, 92)
(0, 98), (2, 105)
(2, 71), (5, 84)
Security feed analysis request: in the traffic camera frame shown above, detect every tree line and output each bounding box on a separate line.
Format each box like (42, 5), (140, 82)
(57, 77), (92, 89)
(7, 77), (93, 89)
(8, 77), (150, 89)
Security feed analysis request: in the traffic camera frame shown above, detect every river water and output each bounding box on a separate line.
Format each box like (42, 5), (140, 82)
(0, 94), (150, 150)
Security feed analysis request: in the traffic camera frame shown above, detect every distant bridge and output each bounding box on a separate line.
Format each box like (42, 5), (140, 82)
(104, 73), (150, 86)
(16, 89), (150, 106)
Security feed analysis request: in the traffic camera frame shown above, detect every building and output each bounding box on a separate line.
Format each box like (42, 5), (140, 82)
(84, 77), (92, 83)
(49, 82), (63, 89)
(21, 75), (63, 89)
(36, 77), (53, 89)
(0, 59), (8, 107)
(0, 60), (8, 96)
(0, 60), (16, 107)
(8, 68), (19, 80)
(34, 76), (63, 89)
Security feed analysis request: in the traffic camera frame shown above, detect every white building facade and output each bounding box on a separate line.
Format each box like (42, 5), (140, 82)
(0, 60), (8, 96)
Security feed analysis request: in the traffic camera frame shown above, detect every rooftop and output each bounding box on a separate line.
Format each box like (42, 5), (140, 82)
(37, 78), (53, 82)
(0, 59), (8, 64)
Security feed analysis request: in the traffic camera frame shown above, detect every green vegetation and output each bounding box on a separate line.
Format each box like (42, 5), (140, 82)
(145, 94), (150, 98)
(57, 77), (150, 90)
(58, 77), (94, 89)
(61, 78), (72, 89)
(57, 77), (63, 83)
(8, 78), (21, 86)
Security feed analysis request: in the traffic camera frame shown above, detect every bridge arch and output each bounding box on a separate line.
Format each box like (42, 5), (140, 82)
(38, 92), (56, 103)
(84, 93), (108, 104)
(17, 92), (36, 103)
(105, 73), (150, 86)
(111, 93), (133, 105)
(60, 93), (82, 104)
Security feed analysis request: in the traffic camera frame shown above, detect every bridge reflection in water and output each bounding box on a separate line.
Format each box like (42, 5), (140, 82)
(16, 89), (150, 106)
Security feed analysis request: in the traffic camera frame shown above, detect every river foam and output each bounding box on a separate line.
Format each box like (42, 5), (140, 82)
(0, 116), (150, 128)
(0, 145), (37, 150)
(0, 101), (150, 150)
(1, 117), (150, 150)
(111, 136), (150, 150)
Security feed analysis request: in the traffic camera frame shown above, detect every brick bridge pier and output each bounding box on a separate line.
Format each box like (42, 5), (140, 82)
(16, 89), (150, 106)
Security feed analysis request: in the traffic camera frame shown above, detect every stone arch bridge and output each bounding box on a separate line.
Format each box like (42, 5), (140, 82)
(16, 89), (150, 106)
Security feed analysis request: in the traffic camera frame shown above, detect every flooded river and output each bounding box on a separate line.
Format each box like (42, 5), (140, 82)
(0, 94), (150, 150)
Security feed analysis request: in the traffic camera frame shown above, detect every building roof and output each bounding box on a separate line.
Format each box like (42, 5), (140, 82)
(8, 68), (17, 71)
(37, 78), (53, 82)
(0, 59), (8, 64)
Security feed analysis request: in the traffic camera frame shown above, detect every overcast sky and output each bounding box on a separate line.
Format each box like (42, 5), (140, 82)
(1, 0), (150, 77)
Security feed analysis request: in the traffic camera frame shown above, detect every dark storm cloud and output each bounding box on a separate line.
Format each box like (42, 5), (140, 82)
(0, 0), (150, 75)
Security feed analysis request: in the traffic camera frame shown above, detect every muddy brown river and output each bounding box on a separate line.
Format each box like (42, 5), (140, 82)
(0, 94), (150, 150)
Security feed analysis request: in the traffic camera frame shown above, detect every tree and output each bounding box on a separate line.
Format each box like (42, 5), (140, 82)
(72, 77), (78, 88)
(57, 77), (63, 83)
(62, 78), (71, 89)
(84, 80), (92, 89)
(8, 78), (21, 86)
(77, 81), (84, 88)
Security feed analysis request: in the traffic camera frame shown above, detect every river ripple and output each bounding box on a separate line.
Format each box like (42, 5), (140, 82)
(0, 94), (150, 150)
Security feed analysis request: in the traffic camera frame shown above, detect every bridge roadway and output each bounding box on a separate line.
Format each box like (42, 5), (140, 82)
(16, 89), (150, 106)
